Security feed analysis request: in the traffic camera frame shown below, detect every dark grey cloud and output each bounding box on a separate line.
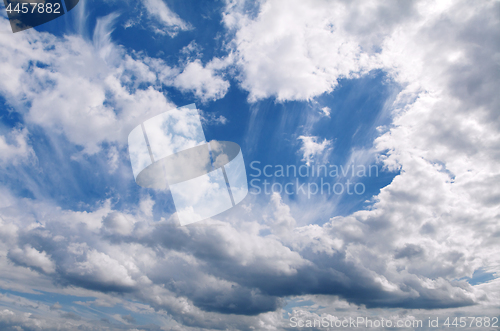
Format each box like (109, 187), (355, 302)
(4, 202), (477, 323)
(394, 244), (424, 259)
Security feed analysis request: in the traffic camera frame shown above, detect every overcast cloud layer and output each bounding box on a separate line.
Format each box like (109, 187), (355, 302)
(0, 0), (499, 330)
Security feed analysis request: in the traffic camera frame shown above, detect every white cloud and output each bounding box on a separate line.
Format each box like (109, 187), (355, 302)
(223, 0), (379, 101)
(0, 17), (172, 155)
(297, 135), (332, 166)
(201, 112), (228, 126)
(8, 245), (56, 274)
(221, 0), (500, 321)
(102, 212), (135, 236)
(180, 40), (203, 58)
(142, 0), (191, 36)
(173, 59), (231, 102)
(107, 145), (120, 173)
(68, 250), (137, 288)
(320, 106), (331, 117)
(0, 127), (34, 166)
(0, 17), (229, 155)
(0, 184), (493, 328)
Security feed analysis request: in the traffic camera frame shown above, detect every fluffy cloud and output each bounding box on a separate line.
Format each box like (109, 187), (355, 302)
(0, 16), (170, 154)
(221, 0), (500, 321)
(223, 0), (381, 101)
(8, 245), (56, 274)
(173, 59), (231, 102)
(320, 106), (331, 117)
(0, 15), (228, 155)
(298, 135), (332, 166)
(0, 185), (493, 329)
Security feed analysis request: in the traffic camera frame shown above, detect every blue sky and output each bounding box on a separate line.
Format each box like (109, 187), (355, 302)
(0, 0), (499, 330)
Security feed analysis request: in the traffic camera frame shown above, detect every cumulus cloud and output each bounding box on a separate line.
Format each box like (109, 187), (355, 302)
(8, 245), (56, 274)
(0, 186), (491, 329)
(65, 249), (137, 291)
(223, 0), (380, 101)
(173, 59), (231, 102)
(102, 212), (136, 236)
(0, 16), (229, 155)
(223, 0), (500, 290)
(0, 16), (171, 155)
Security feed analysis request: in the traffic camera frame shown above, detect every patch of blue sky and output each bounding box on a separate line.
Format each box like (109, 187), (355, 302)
(282, 298), (316, 314)
(14, 0), (206, 56)
(0, 288), (161, 326)
(230, 71), (401, 219)
(0, 288), (94, 308)
(108, 0), (229, 64)
(240, 72), (396, 165)
(1, 75), (398, 221)
(1, 0), (400, 222)
(462, 269), (497, 286)
(182, 82), (252, 143)
(0, 124), (154, 213)
(0, 95), (23, 131)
